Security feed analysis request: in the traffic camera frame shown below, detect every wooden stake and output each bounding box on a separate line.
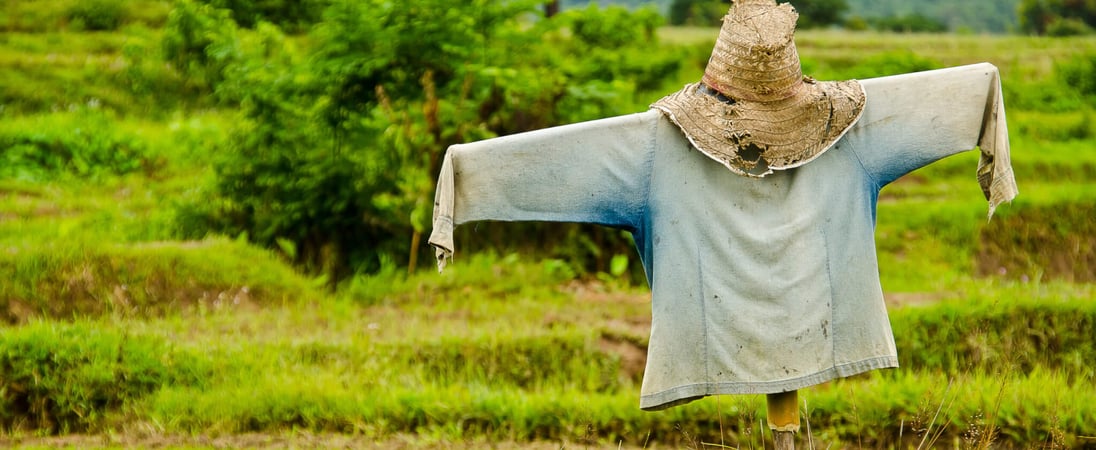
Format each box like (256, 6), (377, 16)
(767, 390), (799, 450)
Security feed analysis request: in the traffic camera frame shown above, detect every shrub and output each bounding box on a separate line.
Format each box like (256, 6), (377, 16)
(199, 0), (330, 32)
(66, 0), (129, 31)
(869, 13), (948, 33)
(841, 50), (941, 79)
(1057, 52), (1096, 98)
(183, 0), (654, 279)
(161, 0), (241, 92)
(564, 4), (662, 49)
(1046, 17), (1095, 36)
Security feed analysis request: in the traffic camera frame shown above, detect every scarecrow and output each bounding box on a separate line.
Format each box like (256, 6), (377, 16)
(429, 0), (1017, 444)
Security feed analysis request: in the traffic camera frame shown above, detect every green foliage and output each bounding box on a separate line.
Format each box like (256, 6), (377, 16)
(4, 4), (1096, 445)
(181, 0), (683, 278)
(179, 0), (496, 277)
(565, 4), (663, 48)
(1012, 110), (1096, 140)
(0, 109), (157, 181)
(405, 333), (627, 391)
(845, 0), (1019, 33)
(1003, 52), (1096, 112)
(161, 0), (241, 92)
(0, 237), (322, 323)
(1046, 16), (1096, 36)
(0, 322), (208, 433)
(198, 0), (330, 32)
(66, 0), (129, 31)
(668, 0), (724, 26)
(554, 5), (679, 95)
(0, 27), (187, 116)
(892, 288), (1096, 377)
(0, 253), (1095, 444)
(866, 13), (947, 33)
(669, 0), (849, 27)
(1, 0), (170, 33)
(1057, 52), (1096, 98)
(977, 201), (1096, 282)
(1019, 0), (1096, 35)
(840, 49), (942, 79)
(788, 0), (850, 29)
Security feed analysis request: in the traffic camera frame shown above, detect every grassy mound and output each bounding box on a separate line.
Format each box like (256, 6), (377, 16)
(0, 238), (322, 323)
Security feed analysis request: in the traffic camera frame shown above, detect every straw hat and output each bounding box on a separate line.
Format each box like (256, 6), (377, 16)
(652, 0), (865, 177)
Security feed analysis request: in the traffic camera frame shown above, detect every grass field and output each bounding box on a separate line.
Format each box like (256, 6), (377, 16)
(2, 3), (1096, 448)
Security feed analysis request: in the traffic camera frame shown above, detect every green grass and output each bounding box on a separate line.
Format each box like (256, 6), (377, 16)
(1, 14), (1096, 448)
(2, 261), (1093, 446)
(0, 27), (188, 115)
(660, 27), (1096, 78)
(0, 0), (171, 33)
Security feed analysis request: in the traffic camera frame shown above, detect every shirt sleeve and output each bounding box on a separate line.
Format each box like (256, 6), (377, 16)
(849, 63), (1018, 216)
(428, 111), (657, 271)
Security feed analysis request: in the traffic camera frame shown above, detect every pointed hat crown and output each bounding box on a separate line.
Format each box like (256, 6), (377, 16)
(651, 0), (866, 177)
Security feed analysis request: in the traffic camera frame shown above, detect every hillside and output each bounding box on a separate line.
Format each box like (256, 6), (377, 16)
(845, 0), (1020, 33)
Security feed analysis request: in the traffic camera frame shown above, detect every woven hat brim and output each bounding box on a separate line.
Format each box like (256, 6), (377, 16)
(651, 80), (866, 177)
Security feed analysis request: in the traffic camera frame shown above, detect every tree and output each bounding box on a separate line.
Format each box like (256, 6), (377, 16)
(1019, 0), (1096, 35)
(669, 0), (849, 28)
(197, 0), (330, 32)
(176, 0), (682, 278)
(869, 13), (948, 33)
(788, 0), (849, 28)
(161, 0), (241, 92)
(546, 0), (561, 17)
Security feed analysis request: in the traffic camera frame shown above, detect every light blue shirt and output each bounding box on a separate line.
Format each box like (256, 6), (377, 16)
(429, 63), (1016, 410)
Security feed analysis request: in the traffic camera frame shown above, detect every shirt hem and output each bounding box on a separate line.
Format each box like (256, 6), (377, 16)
(638, 355), (899, 411)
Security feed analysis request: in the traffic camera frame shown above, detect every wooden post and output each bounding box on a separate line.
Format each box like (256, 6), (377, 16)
(544, 0), (560, 18)
(767, 390), (799, 450)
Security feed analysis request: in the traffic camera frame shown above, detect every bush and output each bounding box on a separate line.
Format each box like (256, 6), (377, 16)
(869, 13), (948, 33)
(1046, 17), (1094, 36)
(66, 0), (129, 31)
(668, 0), (728, 26)
(669, 0), (850, 28)
(182, 0), (683, 279)
(199, 0), (330, 32)
(1057, 53), (1096, 98)
(564, 4), (662, 49)
(841, 50), (941, 79)
(161, 0), (241, 93)
(1019, 0), (1096, 35)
